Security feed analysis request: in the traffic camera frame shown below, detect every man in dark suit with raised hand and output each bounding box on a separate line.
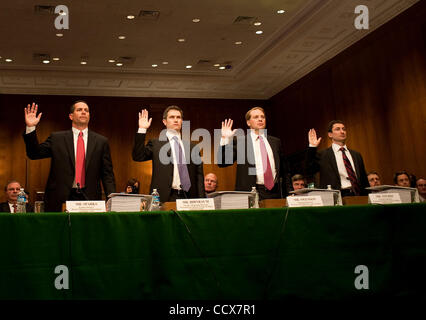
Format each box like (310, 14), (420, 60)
(132, 106), (205, 202)
(23, 101), (116, 212)
(306, 120), (368, 196)
(218, 107), (290, 200)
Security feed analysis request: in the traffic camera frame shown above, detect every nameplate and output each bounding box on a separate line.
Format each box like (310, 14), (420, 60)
(286, 196), (324, 207)
(368, 193), (402, 204)
(176, 198), (215, 211)
(66, 201), (106, 212)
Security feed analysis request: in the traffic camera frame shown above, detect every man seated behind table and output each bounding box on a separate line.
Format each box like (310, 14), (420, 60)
(204, 173), (218, 194)
(367, 171), (381, 187)
(291, 174), (306, 191)
(416, 178), (426, 202)
(394, 171), (411, 187)
(0, 180), (33, 213)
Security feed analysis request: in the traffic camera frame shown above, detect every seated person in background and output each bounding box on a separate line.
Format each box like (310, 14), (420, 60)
(394, 171), (411, 187)
(291, 174), (306, 191)
(0, 180), (33, 213)
(367, 171), (381, 187)
(204, 173), (218, 194)
(416, 178), (426, 202)
(125, 178), (140, 194)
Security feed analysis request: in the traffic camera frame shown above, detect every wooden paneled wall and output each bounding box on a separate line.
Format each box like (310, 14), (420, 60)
(0, 95), (265, 202)
(1, 2), (425, 203)
(269, 1), (426, 185)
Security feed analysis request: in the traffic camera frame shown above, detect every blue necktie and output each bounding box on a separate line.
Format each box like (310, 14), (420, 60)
(173, 136), (191, 192)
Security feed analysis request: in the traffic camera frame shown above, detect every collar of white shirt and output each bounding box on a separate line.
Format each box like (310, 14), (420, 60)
(166, 129), (181, 141)
(332, 143), (348, 153)
(249, 129), (267, 141)
(72, 127), (88, 136)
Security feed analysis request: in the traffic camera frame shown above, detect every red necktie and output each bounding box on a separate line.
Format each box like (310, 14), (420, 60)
(258, 136), (274, 190)
(75, 131), (86, 188)
(340, 147), (360, 195)
(12, 204), (17, 213)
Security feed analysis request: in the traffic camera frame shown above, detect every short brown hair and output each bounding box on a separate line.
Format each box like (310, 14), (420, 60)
(4, 180), (20, 191)
(245, 107), (265, 121)
(291, 174), (306, 183)
(70, 100), (89, 113)
(367, 171), (379, 177)
(393, 170), (409, 184)
(327, 120), (345, 133)
(163, 105), (183, 119)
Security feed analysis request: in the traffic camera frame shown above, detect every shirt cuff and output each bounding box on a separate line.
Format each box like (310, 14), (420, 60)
(26, 126), (36, 134)
(308, 144), (316, 148)
(220, 137), (230, 146)
(138, 128), (147, 134)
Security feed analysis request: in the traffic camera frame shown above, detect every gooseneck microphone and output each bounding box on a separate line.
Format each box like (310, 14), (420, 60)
(180, 185), (188, 199)
(76, 182), (89, 200)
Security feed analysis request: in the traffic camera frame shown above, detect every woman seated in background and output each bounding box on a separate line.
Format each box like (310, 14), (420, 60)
(125, 178), (140, 194)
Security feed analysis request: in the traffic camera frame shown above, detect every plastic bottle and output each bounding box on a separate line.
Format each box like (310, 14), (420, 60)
(16, 188), (27, 213)
(250, 187), (259, 208)
(151, 189), (161, 211)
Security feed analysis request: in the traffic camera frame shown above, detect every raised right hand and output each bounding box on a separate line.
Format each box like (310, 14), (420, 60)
(24, 103), (42, 127)
(221, 119), (237, 139)
(308, 128), (322, 147)
(138, 109), (152, 129)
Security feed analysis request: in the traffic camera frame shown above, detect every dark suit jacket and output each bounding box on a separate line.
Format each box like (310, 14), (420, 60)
(0, 202), (34, 213)
(23, 129), (116, 212)
(132, 133), (205, 202)
(218, 134), (290, 195)
(306, 146), (369, 194)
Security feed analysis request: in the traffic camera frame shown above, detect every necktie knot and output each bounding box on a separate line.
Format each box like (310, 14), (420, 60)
(79, 131), (83, 138)
(339, 147), (346, 152)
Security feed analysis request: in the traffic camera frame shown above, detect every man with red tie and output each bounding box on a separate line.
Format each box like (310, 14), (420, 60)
(23, 101), (116, 212)
(306, 120), (368, 196)
(218, 107), (290, 200)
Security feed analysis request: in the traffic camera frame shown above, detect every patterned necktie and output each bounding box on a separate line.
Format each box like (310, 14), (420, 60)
(75, 131), (86, 188)
(258, 136), (274, 190)
(12, 204), (17, 213)
(340, 147), (360, 195)
(173, 136), (191, 192)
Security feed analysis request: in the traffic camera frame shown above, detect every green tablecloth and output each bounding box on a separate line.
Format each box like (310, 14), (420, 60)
(0, 204), (425, 300)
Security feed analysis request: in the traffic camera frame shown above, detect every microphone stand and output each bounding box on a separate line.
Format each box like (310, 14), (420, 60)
(76, 183), (89, 200)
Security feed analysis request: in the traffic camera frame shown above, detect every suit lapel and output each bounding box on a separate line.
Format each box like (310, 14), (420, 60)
(348, 149), (360, 180)
(327, 147), (340, 182)
(267, 135), (279, 173)
(64, 130), (75, 168)
(86, 130), (96, 171)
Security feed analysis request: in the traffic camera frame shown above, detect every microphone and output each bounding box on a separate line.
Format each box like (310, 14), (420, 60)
(76, 182), (89, 200)
(180, 184), (188, 199)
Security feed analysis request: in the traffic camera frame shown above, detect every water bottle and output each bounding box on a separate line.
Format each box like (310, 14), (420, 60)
(249, 187), (259, 208)
(16, 188), (27, 213)
(151, 189), (160, 211)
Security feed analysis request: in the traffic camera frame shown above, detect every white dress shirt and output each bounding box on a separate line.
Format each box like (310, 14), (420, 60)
(26, 126), (88, 188)
(331, 143), (356, 189)
(221, 130), (276, 185)
(138, 128), (186, 190)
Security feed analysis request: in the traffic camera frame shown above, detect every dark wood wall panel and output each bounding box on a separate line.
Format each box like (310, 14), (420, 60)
(269, 1), (426, 186)
(0, 95), (265, 202)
